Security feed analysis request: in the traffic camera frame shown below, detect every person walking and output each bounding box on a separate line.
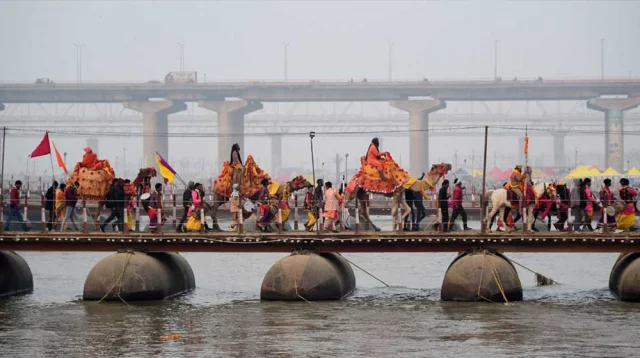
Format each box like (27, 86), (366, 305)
(570, 179), (585, 232)
(583, 178), (597, 231)
(413, 172), (427, 229)
(230, 184), (241, 230)
(177, 181), (194, 232)
(617, 178), (638, 231)
(54, 183), (66, 231)
(4, 180), (30, 232)
(148, 183), (164, 233)
(314, 179), (325, 226)
(596, 178), (616, 232)
(438, 180), (450, 231)
(101, 179), (125, 232)
(303, 183), (316, 232)
(322, 182), (342, 233)
(61, 181), (81, 231)
(449, 179), (471, 231)
(554, 181), (570, 231)
(45, 181), (58, 231)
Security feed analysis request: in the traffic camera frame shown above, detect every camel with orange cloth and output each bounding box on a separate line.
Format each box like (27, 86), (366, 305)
(209, 155), (311, 231)
(344, 138), (451, 231)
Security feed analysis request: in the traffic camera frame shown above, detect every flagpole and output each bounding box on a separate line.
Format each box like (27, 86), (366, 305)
(523, 126), (529, 232)
(0, 127), (6, 232)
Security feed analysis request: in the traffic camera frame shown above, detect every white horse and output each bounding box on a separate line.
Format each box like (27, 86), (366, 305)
(484, 182), (554, 232)
(484, 189), (513, 231)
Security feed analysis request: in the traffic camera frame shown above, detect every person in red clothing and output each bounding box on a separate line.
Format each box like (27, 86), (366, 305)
(448, 179), (471, 231)
(596, 178), (616, 232)
(4, 180), (30, 231)
(533, 184), (555, 232)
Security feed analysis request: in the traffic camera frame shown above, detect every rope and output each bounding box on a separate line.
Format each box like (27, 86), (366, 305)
(96, 250), (134, 305)
(337, 253), (389, 287)
(489, 253), (509, 304)
(291, 254), (311, 304)
(507, 257), (559, 285)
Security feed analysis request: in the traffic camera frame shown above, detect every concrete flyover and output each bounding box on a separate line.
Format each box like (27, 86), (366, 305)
(1, 79), (640, 103)
(2, 78), (640, 172)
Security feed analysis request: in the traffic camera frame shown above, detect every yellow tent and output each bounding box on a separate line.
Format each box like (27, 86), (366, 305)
(586, 167), (602, 177)
(599, 167), (620, 176)
(627, 167), (640, 176)
(565, 167), (590, 179)
(471, 168), (483, 177)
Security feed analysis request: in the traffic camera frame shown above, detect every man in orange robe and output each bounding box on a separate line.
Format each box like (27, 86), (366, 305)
(366, 138), (388, 181)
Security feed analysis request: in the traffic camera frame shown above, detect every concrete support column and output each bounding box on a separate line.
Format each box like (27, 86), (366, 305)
(123, 100), (186, 168)
(587, 97), (640, 172)
(271, 134), (282, 176)
(390, 99), (446, 173)
(0, 103), (5, 111)
(199, 100), (263, 168)
(553, 132), (566, 169)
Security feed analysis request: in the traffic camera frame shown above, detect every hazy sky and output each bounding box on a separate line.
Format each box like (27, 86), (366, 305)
(1, 1), (640, 180)
(2, 0), (639, 81)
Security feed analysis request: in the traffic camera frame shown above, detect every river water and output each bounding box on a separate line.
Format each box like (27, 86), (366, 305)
(1, 219), (640, 357)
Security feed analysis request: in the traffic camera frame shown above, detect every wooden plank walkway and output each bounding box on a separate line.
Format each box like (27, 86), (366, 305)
(1, 230), (640, 253)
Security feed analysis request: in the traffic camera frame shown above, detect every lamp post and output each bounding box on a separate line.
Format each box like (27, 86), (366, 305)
(177, 42), (186, 71)
(344, 153), (349, 179)
(283, 42), (289, 82)
(493, 40), (499, 80)
(600, 38), (605, 80)
(388, 41), (393, 82)
(73, 44), (85, 83)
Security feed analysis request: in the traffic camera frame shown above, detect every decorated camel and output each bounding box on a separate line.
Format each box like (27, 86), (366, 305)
(343, 152), (451, 231)
(209, 155), (310, 231)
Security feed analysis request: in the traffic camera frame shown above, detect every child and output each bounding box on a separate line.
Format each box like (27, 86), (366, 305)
(230, 184), (241, 229)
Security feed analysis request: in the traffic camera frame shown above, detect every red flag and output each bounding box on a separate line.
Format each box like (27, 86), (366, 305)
(52, 141), (68, 175)
(30, 132), (51, 158)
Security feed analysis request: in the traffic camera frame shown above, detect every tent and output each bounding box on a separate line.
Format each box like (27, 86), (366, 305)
(531, 168), (548, 178)
(565, 165), (601, 179)
(488, 167), (504, 181)
(471, 168), (483, 177)
(542, 168), (558, 176)
(627, 167), (640, 176)
(599, 167), (620, 177)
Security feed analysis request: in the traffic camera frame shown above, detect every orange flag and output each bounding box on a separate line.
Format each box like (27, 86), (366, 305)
(52, 141), (68, 175)
(524, 136), (529, 154)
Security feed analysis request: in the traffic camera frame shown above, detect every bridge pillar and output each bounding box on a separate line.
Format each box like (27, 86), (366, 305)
(123, 100), (187, 168)
(199, 100), (263, 168)
(272, 134), (282, 176)
(390, 100), (446, 173)
(587, 97), (640, 172)
(553, 132), (566, 169)
(0, 103), (4, 111)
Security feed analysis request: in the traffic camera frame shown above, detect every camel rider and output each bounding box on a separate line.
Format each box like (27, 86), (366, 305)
(230, 143), (243, 187)
(506, 165), (525, 207)
(366, 137), (388, 181)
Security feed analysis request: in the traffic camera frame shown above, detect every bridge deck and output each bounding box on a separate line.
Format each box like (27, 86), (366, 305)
(1, 231), (639, 253)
